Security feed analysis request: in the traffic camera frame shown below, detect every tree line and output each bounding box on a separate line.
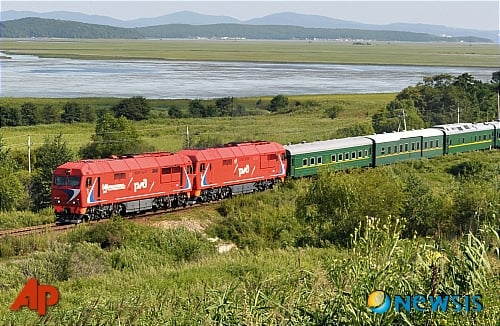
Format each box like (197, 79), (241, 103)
(371, 72), (500, 133)
(0, 95), (292, 127)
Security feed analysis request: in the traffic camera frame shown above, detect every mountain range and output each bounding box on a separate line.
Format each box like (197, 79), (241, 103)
(1, 10), (497, 42)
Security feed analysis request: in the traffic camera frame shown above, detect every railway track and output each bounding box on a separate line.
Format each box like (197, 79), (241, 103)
(0, 223), (78, 239)
(0, 201), (217, 239)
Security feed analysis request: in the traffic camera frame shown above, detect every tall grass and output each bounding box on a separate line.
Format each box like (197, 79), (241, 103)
(1, 40), (499, 67)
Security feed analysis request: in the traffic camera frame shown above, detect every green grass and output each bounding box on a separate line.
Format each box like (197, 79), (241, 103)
(1, 39), (499, 67)
(0, 216), (498, 325)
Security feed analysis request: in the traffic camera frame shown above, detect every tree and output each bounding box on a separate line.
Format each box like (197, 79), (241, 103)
(61, 101), (85, 123)
(31, 134), (74, 210)
(111, 96), (150, 121)
(189, 99), (204, 118)
(215, 97), (234, 116)
(168, 106), (183, 118)
(269, 94), (289, 112)
(0, 136), (26, 211)
(79, 113), (152, 159)
(21, 102), (40, 125)
(1, 106), (21, 126)
(335, 122), (374, 138)
(394, 73), (497, 125)
(492, 71), (500, 83)
(372, 99), (425, 133)
(40, 104), (60, 124)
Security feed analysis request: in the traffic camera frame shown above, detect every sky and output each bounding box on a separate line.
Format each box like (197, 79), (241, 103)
(1, 1), (499, 31)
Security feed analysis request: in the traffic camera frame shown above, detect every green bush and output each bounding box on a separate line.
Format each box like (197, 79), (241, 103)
(210, 187), (301, 250)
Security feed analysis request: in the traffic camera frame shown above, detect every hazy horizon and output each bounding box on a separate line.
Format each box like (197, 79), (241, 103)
(2, 1), (499, 31)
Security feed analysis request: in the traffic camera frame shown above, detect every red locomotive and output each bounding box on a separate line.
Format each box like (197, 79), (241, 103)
(52, 141), (287, 223)
(180, 141), (287, 203)
(52, 152), (194, 223)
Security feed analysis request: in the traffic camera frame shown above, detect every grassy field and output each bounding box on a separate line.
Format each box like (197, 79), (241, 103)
(1, 39), (499, 67)
(0, 93), (393, 153)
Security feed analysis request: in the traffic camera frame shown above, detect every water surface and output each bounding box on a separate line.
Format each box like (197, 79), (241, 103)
(0, 54), (495, 98)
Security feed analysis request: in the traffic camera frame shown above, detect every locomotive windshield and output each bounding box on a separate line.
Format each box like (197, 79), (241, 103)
(54, 176), (81, 186)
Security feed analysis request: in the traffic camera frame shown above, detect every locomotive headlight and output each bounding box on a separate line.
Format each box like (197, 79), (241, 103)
(72, 201), (76, 205)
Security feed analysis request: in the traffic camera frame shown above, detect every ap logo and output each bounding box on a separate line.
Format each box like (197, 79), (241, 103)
(10, 278), (60, 316)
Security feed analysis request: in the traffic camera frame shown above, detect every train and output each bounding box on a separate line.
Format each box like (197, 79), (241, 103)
(52, 121), (500, 224)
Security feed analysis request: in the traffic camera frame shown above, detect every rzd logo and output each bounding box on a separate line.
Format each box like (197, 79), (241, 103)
(10, 278), (60, 316)
(238, 164), (250, 177)
(134, 178), (147, 192)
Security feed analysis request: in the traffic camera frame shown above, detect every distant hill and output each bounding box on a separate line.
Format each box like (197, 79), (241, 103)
(1, 9), (497, 42)
(0, 18), (143, 39)
(0, 17), (492, 43)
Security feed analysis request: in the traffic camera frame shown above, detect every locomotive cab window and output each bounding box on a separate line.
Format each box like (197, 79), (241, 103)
(200, 163), (206, 172)
(54, 176), (81, 186)
(54, 176), (66, 186)
(68, 177), (80, 186)
(86, 177), (92, 187)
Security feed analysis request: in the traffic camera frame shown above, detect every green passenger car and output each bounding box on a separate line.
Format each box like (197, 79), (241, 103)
(284, 137), (373, 177)
(432, 123), (495, 154)
(366, 128), (445, 166)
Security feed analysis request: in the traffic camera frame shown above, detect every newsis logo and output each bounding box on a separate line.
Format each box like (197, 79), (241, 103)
(367, 290), (483, 314)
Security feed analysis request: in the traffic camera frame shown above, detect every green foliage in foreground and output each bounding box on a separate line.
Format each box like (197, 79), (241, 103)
(209, 151), (500, 250)
(0, 216), (498, 325)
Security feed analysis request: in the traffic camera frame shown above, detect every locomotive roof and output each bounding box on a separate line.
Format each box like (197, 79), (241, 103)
(56, 152), (191, 175)
(365, 128), (444, 143)
(180, 141), (285, 161)
(284, 137), (372, 155)
(431, 122), (494, 134)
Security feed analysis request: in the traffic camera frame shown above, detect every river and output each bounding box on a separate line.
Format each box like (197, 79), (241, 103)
(0, 53), (495, 98)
